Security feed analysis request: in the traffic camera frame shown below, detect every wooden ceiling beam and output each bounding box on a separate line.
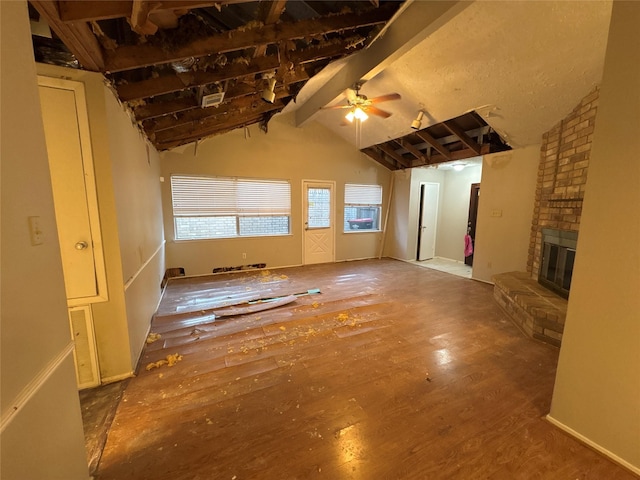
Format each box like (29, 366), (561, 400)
(152, 100), (284, 145)
(376, 143), (410, 169)
(253, 0), (288, 58)
(143, 91), (291, 133)
(153, 111), (276, 150)
(414, 130), (452, 160)
(443, 120), (482, 155)
(104, 4), (396, 72)
(361, 147), (398, 171)
(117, 56), (281, 101)
(30, 0), (105, 71)
(395, 138), (426, 163)
(133, 97), (200, 122)
(118, 36), (353, 102)
(57, 0), (254, 23)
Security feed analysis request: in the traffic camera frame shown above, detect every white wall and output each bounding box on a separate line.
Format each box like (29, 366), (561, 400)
(0, 2), (89, 478)
(472, 146), (539, 282)
(161, 114), (391, 275)
(549, 2), (640, 472)
(436, 164), (482, 261)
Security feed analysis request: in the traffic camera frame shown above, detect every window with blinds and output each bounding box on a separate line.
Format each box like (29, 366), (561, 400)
(344, 184), (383, 232)
(171, 175), (291, 240)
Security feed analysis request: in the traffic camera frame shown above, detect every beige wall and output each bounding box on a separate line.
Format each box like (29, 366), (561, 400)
(0, 2), (89, 478)
(549, 2), (640, 472)
(104, 88), (165, 366)
(161, 114), (391, 275)
(473, 146), (539, 283)
(436, 164), (482, 262)
(384, 167), (446, 260)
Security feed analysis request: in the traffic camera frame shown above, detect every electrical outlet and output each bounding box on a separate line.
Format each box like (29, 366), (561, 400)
(242, 253), (247, 259)
(28, 216), (44, 245)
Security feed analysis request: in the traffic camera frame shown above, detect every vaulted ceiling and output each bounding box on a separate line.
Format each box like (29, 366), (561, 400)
(29, 1), (613, 171)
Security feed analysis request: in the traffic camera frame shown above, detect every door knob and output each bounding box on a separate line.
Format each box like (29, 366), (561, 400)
(75, 241), (88, 250)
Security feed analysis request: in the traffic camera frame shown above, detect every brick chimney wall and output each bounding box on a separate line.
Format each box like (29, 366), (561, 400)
(527, 87), (599, 276)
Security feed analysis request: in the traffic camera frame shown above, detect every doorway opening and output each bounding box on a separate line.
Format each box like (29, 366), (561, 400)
(465, 183), (480, 266)
(417, 182), (439, 261)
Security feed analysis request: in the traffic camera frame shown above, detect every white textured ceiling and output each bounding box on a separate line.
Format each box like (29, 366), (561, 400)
(287, 0), (613, 150)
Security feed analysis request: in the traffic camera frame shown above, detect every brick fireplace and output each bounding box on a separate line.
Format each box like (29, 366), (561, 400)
(527, 87), (599, 278)
(494, 87), (599, 346)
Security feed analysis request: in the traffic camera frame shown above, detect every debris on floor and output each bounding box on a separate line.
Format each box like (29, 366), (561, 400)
(145, 353), (183, 371)
(146, 332), (162, 344)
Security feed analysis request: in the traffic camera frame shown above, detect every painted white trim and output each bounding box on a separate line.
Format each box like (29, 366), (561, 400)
(124, 241), (165, 291)
(0, 342), (75, 433)
(546, 414), (640, 476)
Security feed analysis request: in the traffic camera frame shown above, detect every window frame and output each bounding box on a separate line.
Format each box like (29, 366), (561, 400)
(343, 183), (383, 233)
(171, 174), (292, 241)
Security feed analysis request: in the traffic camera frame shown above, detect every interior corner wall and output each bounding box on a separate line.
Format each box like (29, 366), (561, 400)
(548, 2), (640, 473)
(384, 167), (446, 261)
(472, 146), (539, 283)
(161, 114), (391, 275)
(0, 2), (89, 478)
(435, 164), (482, 262)
(103, 88), (165, 368)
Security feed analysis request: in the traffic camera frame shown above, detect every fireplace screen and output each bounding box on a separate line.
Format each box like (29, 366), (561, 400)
(539, 229), (578, 299)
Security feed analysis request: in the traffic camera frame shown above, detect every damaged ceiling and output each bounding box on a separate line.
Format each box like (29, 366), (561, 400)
(29, 0), (402, 151)
(29, 1), (613, 171)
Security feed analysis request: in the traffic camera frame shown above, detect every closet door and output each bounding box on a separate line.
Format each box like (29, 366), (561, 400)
(38, 76), (107, 304)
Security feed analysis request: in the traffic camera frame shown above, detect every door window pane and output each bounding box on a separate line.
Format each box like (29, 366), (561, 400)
(307, 188), (331, 228)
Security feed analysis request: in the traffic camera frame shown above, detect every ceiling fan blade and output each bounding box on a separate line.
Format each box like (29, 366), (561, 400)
(369, 93), (401, 104)
(321, 104), (353, 110)
(367, 106), (392, 118)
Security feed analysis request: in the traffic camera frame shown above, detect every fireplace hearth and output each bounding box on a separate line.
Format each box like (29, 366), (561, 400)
(539, 228), (578, 299)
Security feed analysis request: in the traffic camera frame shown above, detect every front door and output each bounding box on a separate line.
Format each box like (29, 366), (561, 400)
(417, 182), (439, 261)
(303, 181), (335, 265)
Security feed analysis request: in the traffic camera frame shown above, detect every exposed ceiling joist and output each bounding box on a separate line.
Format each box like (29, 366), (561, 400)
(104, 5), (396, 72)
(253, 0), (288, 58)
(30, 0), (105, 71)
(152, 100), (284, 146)
(361, 112), (510, 170)
(57, 0), (253, 23)
(443, 119), (481, 155)
(415, 130), (452, 159)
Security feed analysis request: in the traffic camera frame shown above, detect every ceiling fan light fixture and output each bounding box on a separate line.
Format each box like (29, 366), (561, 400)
(261, 77), (277, 104)
(346, 107), (368, 122)
(411, 111), (424, 130)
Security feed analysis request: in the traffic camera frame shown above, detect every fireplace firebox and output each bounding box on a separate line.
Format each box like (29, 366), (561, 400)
(538, 228), (578, 299)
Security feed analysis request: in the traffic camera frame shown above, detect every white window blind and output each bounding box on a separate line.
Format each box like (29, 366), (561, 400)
(345, 184), (382, 205)
(171, 175), (291, 217)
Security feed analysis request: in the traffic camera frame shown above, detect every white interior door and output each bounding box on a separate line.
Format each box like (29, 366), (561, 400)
(38, 77), (107, 305)
(418, 182), (439, 260)
(303, 181), (335, 265)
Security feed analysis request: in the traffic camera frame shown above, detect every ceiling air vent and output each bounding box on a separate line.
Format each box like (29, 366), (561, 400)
(201, 92), (225, 108)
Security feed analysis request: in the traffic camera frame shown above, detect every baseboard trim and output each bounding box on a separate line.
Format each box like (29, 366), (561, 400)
(545, 414), (640, 476)
(1, 341), (75, 433)
(100, 371), (134, 385)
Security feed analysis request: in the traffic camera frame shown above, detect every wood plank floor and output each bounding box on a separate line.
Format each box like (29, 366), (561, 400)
(94, 259), (637, 480)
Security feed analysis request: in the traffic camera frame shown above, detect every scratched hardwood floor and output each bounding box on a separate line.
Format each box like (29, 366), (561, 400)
(94, 259), (637, 480)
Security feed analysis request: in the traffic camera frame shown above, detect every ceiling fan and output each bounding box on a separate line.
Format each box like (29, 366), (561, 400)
(323, 82), (401, 123)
